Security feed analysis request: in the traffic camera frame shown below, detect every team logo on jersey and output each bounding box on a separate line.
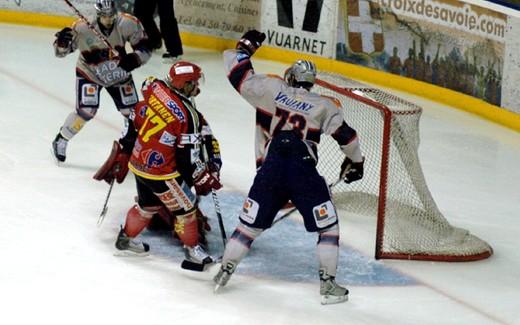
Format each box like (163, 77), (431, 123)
(313, 201), (337, 228)
(81, 84), (99, 105)
(143, 150), (165, 168)
(240, 198), (259, 224)
(159, 131), (176, 147)
(165, 100), (185, 122)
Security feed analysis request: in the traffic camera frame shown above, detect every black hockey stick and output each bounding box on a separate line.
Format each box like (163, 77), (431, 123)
(272, 179), (342, 225)
(62, 0), (119, 58)
(97, 178), (115, 226)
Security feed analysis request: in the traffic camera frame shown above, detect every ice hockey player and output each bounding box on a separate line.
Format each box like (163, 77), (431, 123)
(93, 61), (223, 268)
(214, 30), (364, 305)
(51, 0), (151, 163)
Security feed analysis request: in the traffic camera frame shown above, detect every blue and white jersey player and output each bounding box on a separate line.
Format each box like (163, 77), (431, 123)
(214, 30), (365, 305)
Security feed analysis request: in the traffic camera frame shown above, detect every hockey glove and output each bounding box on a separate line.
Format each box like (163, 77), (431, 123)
(236, 30), (266, 56)
(93, 141), (130, 184)
(118, 53), (141, 72)
(193, 168), (222, 196)
(55, 27), (74, 48)
(340, 157), (364, 184)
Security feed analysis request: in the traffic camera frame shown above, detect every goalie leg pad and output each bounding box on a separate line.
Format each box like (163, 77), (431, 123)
(173, 209), (199, 247)
(124, 204), (160, 238)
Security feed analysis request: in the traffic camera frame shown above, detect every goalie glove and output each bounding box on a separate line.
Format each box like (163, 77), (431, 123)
(93, 141), (130, 184)
(340, 157), (364, 184)
(236, 30), (266, 56)
(193, 168), (222, 196)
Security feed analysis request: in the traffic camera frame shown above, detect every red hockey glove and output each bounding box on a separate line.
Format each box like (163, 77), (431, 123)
(340, 157), (364, 184)
(93, 141), (130, 184)
(236, 30), (266, 56)
(193, 168), (222, 196)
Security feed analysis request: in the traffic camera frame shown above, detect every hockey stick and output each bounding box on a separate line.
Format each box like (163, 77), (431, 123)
(97, 178), (115, 226)
(272, 179), (342, 225)
(62, 0), (119, 58)
(211, 189), (227, 246)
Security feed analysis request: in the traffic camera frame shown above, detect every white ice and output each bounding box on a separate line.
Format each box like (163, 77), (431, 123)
(1, 24), (519, 325)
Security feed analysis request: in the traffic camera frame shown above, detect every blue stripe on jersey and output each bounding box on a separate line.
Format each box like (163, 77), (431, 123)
(256, 108), (272, 132)
(318, 234), (339, 246)
(231, 229), (254, 248)
(331, 122), (357, 146)
(228, 60), (253, 92)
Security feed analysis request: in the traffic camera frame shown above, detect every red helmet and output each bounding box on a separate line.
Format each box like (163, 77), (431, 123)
(166, 61), (203, 90)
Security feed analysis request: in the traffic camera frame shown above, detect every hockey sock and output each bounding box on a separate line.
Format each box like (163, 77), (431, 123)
(174, 209), (199, 247)
(123, 204), (155, 237)
(317, 225), (340, 277)
(222, 223), (263, 264)
(60, 112), (87, 139)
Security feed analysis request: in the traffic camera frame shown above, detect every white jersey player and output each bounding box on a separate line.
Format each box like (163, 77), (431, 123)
(51, 0), (151, 163)
(214, 30), (365, 305)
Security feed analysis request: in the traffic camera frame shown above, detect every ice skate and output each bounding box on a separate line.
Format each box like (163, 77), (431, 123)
(319, 269), (349, 305)
(213, 260), (237, 293)
(181, 244), (216, 271)
(162, 53), (181, 64)
(114, 227), (150, 256)
(52, 133), (68, 163)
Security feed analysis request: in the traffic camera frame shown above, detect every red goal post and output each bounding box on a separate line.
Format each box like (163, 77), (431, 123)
(314, 73), (492, 262)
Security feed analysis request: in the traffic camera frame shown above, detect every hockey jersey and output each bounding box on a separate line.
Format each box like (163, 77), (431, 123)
(223, 49), (362, 168)
(54, 13), (151, 87)
(121, 79), (220, 183)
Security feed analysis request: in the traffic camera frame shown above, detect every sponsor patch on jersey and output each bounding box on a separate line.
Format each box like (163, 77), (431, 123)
(138, 105), (147, 117)
(240, 198), (259, 224)
(159, 131), (176, 147)
(165, 100), (185, 122)
(119, 85), (137, 106)
(312, 200), (337, 228)
(142, 149), (165, 168)
(81, 84), (99, 105)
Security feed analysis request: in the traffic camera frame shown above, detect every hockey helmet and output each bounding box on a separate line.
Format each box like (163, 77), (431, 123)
(284, 60), (317, 89)
(166, 61), (204, 96)
(95, 0), (116, 17)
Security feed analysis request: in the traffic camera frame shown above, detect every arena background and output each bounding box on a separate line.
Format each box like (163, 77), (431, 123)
(1, 0), (519, 131)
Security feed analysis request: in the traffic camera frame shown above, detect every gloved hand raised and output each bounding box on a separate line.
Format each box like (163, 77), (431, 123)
(55, 27), (74, 48)
(118, 53), (141, 72)
(340, 157), (364, 184)
(236, 30), (266, 56)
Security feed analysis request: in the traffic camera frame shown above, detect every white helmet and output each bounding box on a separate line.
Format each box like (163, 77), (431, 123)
(284, 60), (317, 89)
(95, 0), (116, 16)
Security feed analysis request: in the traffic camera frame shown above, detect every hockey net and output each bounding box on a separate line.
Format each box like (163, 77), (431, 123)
(314, 73), (492, 261)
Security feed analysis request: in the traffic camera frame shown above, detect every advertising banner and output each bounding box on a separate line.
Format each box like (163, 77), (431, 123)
(261, 0), (338, 58)
(336, 0), (507, 107)
(175, 0), (261, 39)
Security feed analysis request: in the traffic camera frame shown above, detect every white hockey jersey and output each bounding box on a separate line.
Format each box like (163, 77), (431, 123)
(223, 49), (362, 168)
(54, 13), (151, 87)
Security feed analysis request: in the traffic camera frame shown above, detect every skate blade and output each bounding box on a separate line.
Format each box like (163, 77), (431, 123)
(320, 294), (348, 305)
(113, 249), (150, 257)
(213, 284), (222, 294)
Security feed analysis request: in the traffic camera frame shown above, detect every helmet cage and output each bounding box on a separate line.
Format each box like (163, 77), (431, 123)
(95, 0), (116, 17)
(284, 60), (317, 89)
